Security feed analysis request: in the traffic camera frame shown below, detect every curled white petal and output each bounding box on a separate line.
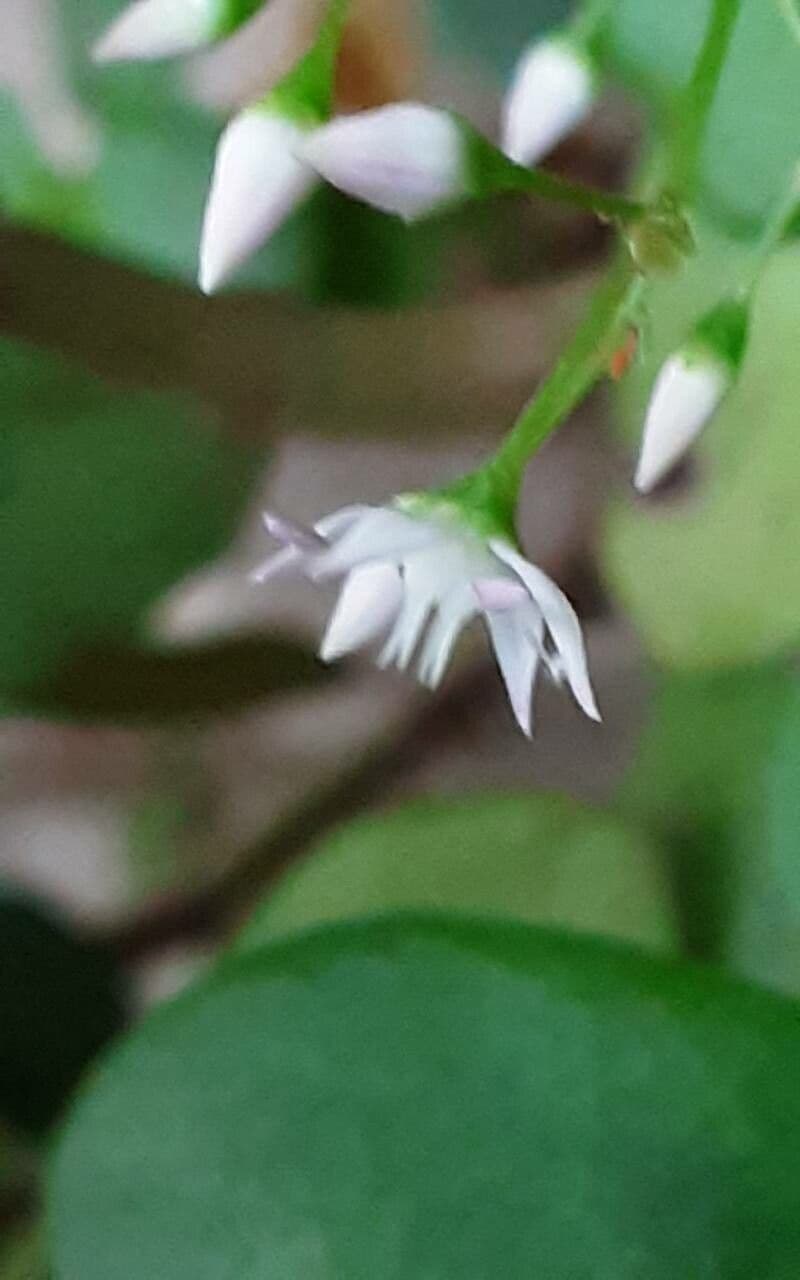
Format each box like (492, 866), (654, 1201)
(490, 540), (600, 722)
(320, 562), (403, 661)
(486, 608), (541, 738)
(249, 544), (305, 584)
(93, 0), (219, 62)
(634, 353), (730, 493)
(199, 109), (316, 294)
(262, 511), (325, 552)
(502, 38), (594, 167)
(302, 104), (466, 222)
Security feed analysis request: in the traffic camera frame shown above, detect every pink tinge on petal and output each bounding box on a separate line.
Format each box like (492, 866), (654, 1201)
(472, 577), (529, 612)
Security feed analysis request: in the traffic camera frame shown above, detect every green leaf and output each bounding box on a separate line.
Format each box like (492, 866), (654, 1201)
(603, 225), (800, 668)
(7, 636), (328, 725)
(238, 793), (678, 954)
(605, 0), (800, 237)
(0, 888), (125, 1135)
(0, 339), (258, 708)
(618, 664), (795, 960)
(725, 678), (800, 995)
(49, 916), (800, 1279)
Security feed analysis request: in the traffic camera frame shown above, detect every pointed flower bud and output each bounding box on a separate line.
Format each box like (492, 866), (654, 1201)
(502, 35), (597, 167)
(199, 0), (348, 292)
(93, 0), (264, 63)
(634, 295), (749, 493)
(302, 103), (469, 222)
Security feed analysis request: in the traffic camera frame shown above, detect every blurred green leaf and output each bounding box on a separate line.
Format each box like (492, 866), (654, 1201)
(50, 916), (800, 1279)
(618, 664), (795, 959)
(0, 339), (260, 708)
(238, 793), (678, 954)
(0, 888), (125, 1135)
(604, 226), (800, 668)
(605, 0), (800, 237)
(726, 679), (800, 996)
(7, 636), (328, 725)
(0, 1229), (48, 1280)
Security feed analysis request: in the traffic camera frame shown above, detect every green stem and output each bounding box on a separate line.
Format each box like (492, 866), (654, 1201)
(777, 0), (800, 44)
(486, 258), (639, 505)
(505, 165), (647, 224)
(668, 0), (743, 200)
(571, 0), (618, 48)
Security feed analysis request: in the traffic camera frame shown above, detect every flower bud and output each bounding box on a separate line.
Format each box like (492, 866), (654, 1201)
(302, 104), (468, 221)
(199, 106), (316, 294)
(502, 36), (597, 167)
(93, 0), (262, 63)
(634, 296), (749, 493)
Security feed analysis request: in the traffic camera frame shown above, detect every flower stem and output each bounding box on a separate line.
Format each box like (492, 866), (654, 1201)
(505, 165), (647, 224)
(571, 0), (618, 48)
(486, 257), (639, 505)
(742, 162), (800, 289)
(667, 0), (743, 201)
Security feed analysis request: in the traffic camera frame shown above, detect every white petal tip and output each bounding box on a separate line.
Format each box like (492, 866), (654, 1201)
(635, 354), (729, 493)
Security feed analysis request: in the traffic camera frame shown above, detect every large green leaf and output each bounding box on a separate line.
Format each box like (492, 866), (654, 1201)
(49, 916), (800, 1279)
(0, 888), (125, 1135)
(0, 338), (259, 707)
(604, 226), (800, 668)
(238, 793), (678, 954)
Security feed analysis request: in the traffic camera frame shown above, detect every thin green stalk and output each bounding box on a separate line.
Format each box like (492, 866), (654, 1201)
(571, 0), (618, 48)
(486, 258), (639, 505)
(668, 0), (743, 200)
(507, 166), (647, 225)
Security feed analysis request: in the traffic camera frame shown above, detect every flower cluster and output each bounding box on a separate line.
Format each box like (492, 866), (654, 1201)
(93, 0), (759, 735)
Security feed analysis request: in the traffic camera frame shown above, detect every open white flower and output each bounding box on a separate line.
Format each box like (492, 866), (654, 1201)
(251, 502), (599, 737)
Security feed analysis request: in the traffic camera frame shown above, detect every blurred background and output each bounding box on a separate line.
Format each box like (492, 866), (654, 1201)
(1, 0), (799, 1271)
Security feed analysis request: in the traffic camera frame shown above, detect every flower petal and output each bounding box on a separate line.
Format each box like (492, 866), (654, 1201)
(262, 512), (325, 551)
(502, 38), (594, 167)
(634, 354), (729, 493)
(319, 562), (403, 661)
(93, 0), (217, 62)
(249, 544), (305, 584)
(310, 507), (440, 579)
(472, 577), (529, 612)
(485, 610), (540, 737)
(490, 540), (600, 722)
(417, 587), (475, 689)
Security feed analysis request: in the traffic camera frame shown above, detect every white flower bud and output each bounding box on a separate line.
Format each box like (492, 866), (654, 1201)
(93, 0), (224, 63)
(634, 356), (730, 493)
(502, 37), (595, 167)
(199, 108), (316, 294)
(634, 296), (749, 493)
(302, 104), (467, 222)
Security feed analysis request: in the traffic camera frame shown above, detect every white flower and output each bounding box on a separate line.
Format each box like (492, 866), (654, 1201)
(199, 108), (317, 294)
(634, 354), (730, 493)
(251, 504), (599, 737)
(301, 104), (467, 222)
(93, 0), (224, 62)
(502, 37), (595, 168)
